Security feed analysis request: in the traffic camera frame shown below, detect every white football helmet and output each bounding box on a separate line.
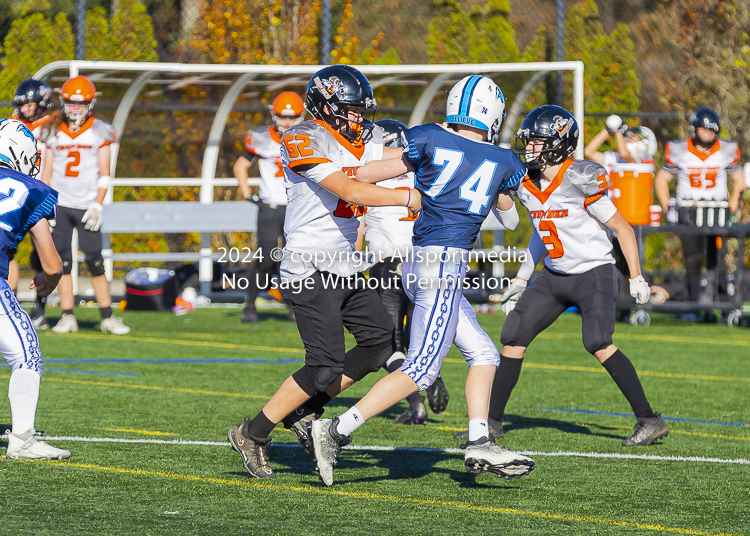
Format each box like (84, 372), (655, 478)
(626, 126), (657, 160)
(0, 118), (41, 178)
(446, 75), (506, 144)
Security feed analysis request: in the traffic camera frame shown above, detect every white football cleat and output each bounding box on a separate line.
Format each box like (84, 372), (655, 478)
(464, 437), (535, 479)
(52, 314), (78, 333)
(101, 316), (130, 334)
(5, 429), (71, 460)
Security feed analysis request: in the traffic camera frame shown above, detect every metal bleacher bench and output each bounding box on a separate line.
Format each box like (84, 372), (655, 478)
(100, 201), (258, 296)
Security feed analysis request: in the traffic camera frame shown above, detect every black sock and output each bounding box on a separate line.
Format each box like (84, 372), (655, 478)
(62, 309), (74, 316)
(406, 391), (425, 407)
(601, 349), (655, 419)
(35, 295), (46, 310)
(99, 306), (113, 320)
(488, 356), (524, 422)
(306, 392), (332, 415)
(243, 410), (276, 442)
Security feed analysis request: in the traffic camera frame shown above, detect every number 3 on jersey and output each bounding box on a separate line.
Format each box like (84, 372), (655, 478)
(538, 220), (564, 259)
(427, 147), (497, 214)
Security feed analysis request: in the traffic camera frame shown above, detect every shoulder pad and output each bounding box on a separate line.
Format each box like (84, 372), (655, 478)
(565, 160), (609, 197)
(280, 121), (339, 166)
(719, 139), (741, 161)
(92, 119), (116, 143)
(245, 126), (274, 152)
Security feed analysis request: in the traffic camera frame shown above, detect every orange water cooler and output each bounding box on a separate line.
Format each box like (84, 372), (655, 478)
(609, 163), (654, 226)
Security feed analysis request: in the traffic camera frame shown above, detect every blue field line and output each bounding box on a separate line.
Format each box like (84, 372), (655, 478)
(43, 358), (305, 365)
(45, 368), (139, 377)
(540, 407), (750, 428)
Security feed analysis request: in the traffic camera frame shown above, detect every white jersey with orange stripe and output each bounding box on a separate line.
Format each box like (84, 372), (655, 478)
(280, 119), (384, 280)
(515, 159), (617, 275)
(363, 171), (416, 259)
(663, 138), (741, 202)
(243, 125), (287, 206)
(601, 150), (655, 179)
(41, 117), (115, 210)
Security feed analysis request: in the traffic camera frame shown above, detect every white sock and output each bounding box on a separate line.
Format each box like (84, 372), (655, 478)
(468, 418), (489, 442)
(8, 369), (41, 434)
(336, 406), (365, 437)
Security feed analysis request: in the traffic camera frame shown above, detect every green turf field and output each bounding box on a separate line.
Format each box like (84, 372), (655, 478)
(1, 307), (748, 535)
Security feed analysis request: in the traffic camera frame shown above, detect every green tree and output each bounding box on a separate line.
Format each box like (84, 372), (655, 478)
(427, 0), (474, 64)
(0, 0), (74, 104)
(472, 0), (519, 64)
(85, 7), (116, 61)
(110, 0), (159, 62)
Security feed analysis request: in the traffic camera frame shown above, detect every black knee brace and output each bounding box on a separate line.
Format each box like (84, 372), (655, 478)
(61, 259), (73, 275)
(342, 339), (396, 382)
(292, 365), (344, 397)
(87, 255), (105, 277)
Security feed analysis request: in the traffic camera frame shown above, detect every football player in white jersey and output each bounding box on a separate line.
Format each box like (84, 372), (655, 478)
(7, 79), (57, 330)
(227, 65), (421, 480)
(309, 75), (535, 486)
(39, 76), (129, 335)
(363, 118), (450, 424)
(0, 118), (70, 460)
(234, 91), (304, 323)
(486, 105), (667, 447)
(654, 107), (745, 302)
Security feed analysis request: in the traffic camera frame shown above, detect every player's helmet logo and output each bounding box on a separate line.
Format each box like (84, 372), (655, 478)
(550, 116), (574, 137)
(305, 65), (377, 145)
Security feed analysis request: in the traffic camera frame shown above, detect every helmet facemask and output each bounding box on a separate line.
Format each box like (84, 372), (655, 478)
(310, 98), (377, 145)
(271, 110), (304, 135)
(61, 94), (98, 129)
(515, 130), (567, 170)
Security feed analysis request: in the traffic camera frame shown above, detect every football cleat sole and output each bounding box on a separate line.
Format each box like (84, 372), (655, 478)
(464, 457), (535, 479)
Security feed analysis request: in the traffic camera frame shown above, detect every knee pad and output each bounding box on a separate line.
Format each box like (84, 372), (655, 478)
(583, 333), (611, 355)
(292, 365), (344, 397)
(499, 310), (523, 347)
(342, 339), (396, 382)
(87, 255), (105, 277)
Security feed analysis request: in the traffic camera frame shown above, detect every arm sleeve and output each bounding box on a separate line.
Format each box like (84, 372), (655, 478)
(501, 153), (527, 192)
(402, 126), (432, 178)
(490, 202), (520, 230)
(586, 195), (618, 223)
(517, 229), (546, 280)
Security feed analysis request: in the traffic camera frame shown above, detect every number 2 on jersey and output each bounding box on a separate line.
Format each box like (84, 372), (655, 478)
(65, 150), (81, 177)
(0, 178), (30, 232)
(538, 220), (564, 259)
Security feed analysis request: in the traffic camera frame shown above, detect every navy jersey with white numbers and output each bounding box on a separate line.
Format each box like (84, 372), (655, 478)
(0, 168), (58, 279)
(403, 123), (526, 249)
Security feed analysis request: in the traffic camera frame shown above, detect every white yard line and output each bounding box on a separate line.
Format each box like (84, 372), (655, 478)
(7, 435), (749, 466)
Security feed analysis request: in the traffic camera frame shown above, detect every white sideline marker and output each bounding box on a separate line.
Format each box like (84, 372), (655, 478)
(5, 435), (749, 466)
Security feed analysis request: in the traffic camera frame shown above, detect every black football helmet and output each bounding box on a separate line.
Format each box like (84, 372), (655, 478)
(13, 79), (53, 123)
(375, 119), (407, 149)
(689, 107), (720, 148)
(515, 105), (579, 169)
(305, 65), (377, 145)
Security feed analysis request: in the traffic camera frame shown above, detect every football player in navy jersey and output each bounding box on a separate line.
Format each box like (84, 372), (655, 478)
(0, 119), (70, 460)
(309, 75), (535, 486)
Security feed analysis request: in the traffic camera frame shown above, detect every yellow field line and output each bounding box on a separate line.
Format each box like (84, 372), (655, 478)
(538, 331), (750, 348)
(0, 374), (272, 400)
(40, 332), (304, 354)
(443, 358), (750, 383)
(18, 459), (741, 536)
(104, 428), (178, 436)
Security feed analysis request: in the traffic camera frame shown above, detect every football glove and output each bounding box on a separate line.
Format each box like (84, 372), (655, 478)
(629, 275), (651, 304)
(81, 202), (103, 232)
(500, 278), (527, 315)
